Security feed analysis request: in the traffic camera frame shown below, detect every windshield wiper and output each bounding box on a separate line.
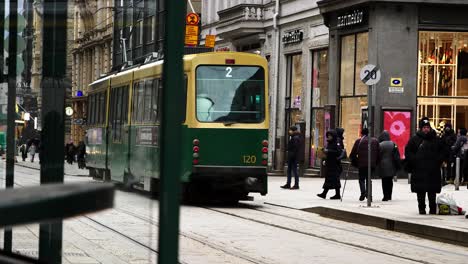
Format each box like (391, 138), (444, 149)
(223, 121), (237, 126)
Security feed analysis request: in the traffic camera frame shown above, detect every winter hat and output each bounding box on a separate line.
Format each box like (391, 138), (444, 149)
(419, 117), (431, 129)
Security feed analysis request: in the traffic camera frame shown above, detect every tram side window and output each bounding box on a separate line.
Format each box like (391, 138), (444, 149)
(132, 82), (140, 123)
(136, 82), (145, 122)
(99, 92), (106, 124)
(144, 80), (153, 122)
(90, 94), (96, 125)
(151, 79), (159, 122)
(94, 94), (100, 125)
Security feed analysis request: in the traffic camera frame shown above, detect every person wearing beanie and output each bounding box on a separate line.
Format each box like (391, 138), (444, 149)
(440, 122), (457, 184)
(405, 117), (444, 214)
(281, 126), (303, 189)
(451, 127), (468, 186)
(349, 127), (380, 201)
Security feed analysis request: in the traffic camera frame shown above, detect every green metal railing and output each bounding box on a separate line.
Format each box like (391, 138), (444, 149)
(1, 0), (185, 262)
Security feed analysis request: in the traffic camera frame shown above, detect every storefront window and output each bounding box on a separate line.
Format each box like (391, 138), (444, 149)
(340, 32), (368, 96)
(287, 54), (303, 126)
(418, 31), (468, 130)
(339, 32), (368, 151)
(340, 97), (367, 153)
(340, 35), (355, 96)
(355, 32), (369, 95)
(310, 49), (328, 167)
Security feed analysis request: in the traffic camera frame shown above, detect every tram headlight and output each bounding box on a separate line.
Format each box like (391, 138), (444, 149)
(262, 140), (268, 147)
(193, 146), (200, 153)
(262, 147), (268, 153)
(262, 154), (268, 159)
(193, 153), (199, 158)
(193, 139), (200, 146)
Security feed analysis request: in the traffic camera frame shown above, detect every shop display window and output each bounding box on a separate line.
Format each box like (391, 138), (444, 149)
(340, 32), (368, 96)
(418, 32), (468, 129)
(310, 50), (328, 167)
(340, 97), (367, 153)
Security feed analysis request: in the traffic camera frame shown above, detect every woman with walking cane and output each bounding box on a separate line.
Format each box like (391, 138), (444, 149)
(317, 130), (342, 199)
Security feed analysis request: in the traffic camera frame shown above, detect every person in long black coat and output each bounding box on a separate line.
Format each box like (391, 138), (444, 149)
(405, 117), (444, 214)
(317, 130), (341, 200)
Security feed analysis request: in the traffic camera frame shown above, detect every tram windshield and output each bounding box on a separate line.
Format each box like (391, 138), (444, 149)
(196, 66), (265, 123)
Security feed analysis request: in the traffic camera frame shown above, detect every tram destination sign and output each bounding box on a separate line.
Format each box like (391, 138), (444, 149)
(337, 9), (365, 28)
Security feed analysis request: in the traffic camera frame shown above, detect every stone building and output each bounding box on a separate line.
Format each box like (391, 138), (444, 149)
(31, 0), (75, 138)
(71, 0), (114, 143)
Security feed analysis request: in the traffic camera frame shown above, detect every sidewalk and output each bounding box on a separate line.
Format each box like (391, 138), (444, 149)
(14, 157), (89, 177)
(256, 177), (468, 246)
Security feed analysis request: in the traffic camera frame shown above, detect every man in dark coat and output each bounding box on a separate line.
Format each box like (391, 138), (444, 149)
(317, 130), (341, 199)
(349, 128), (380, 201)
(451, 127), (468, 185)
(440, 123), (457, 184)
(405, 117), (443, 214)
(281, 126), (303, 189)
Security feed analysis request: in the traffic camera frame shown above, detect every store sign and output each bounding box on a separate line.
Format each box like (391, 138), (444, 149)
(337, 10), (364, 28)
(282, 30), (304, 45)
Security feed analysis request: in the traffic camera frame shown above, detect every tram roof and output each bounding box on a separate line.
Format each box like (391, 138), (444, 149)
(89, 52), (264, 87)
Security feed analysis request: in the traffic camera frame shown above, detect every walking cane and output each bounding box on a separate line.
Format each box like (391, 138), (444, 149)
(341, 162), (352, 202)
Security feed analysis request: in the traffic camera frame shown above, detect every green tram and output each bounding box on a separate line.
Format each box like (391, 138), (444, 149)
(86, 52), (269, 201)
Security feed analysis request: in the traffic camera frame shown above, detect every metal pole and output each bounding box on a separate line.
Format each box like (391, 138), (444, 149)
(158, 0), (185, 263)
(455, 157), (460, 191)
(367, 85), (372, 207)
(4, 0), (18, 253)
(38, 1), (67, 263)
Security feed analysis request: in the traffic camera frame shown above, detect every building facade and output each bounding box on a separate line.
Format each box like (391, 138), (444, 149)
(318, 0), (468, 157)
(201, 0), (330, 171)
(71, 0), (114, 143)
(31, 1), (75, 139)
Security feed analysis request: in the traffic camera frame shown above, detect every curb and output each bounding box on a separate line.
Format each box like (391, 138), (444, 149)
(14, 163), (89, 177)
(304, 206), (468, 247)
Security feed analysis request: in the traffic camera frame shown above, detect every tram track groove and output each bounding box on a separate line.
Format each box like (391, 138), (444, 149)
(5, 165), (466, 263)
(114, 206), (272, 264)
(200, 205), (466, 264)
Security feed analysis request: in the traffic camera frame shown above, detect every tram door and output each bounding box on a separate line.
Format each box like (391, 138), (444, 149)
(108, 85), (130, 182)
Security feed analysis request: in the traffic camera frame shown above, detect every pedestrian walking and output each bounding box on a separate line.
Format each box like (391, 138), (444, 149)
(317, 130), (342, 199)
(77, 141), (86, 169)
(29, 143), (37, 162)
(377, 131), (400, 201)
(441, 123), (457, 184)
(451, 127), (468, 185)
(65, 140), (75, 165)
(19, 143), (27, 161)
(281, 126), (303, 190)
(349, 128), (380, 201)
(405, 117), (444, 215)
(336, 127), (347, 174)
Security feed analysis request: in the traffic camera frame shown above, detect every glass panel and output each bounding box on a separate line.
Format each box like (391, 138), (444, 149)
(144, 80), (152, 121)
(310, 109), (324, 167)
(355, 32), (369, 95)
(340, 35), (355, 96)
(457, 35), (468, 96)
(312, 50), (328, 108)
(290, 54), (303, 109)
(151, 80), (158, 122)
(437, 66), (454, 96)
(419, 65), (435, 96)
(196, 66), (265, 123)
(137, 82), (145, 122)
(340, 97), (368, 152)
